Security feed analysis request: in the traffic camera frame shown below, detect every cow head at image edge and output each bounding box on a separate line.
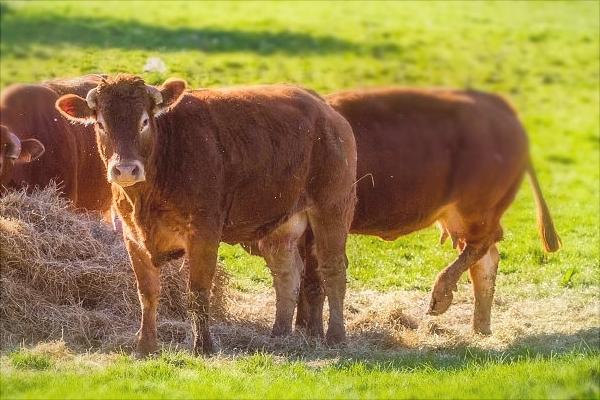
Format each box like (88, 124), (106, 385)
(0, 125), (45, 186)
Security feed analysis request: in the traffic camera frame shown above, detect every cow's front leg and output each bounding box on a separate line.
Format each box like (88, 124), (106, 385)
(428, 242), (490, 316)
(187, 234), (219, 355)
(125, 238), (160, 356)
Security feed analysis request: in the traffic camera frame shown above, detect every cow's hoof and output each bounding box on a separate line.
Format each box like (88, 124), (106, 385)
(271, 323), (292, 337)
(427, 276), (456, 315)
(193, 336), (215, 356)
(295, 319), (308, 332)
(427, 293), (453, 316)
(135, 339), (158, 358)
(325, 327), (346, 347)
(473, 323), (492, 336)
(306, 323), (325, 339)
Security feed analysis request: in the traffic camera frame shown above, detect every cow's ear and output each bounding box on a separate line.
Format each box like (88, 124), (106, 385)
(17, 139), (45, 162)
(156, 78), (186, 115)
(55, 94), (95, 124)
(2, 126), (21, 159)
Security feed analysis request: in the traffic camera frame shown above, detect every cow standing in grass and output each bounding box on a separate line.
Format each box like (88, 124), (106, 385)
(0, 75), (112, 213)
(296, 88), (561, 337)
(56, 74), (357, 355)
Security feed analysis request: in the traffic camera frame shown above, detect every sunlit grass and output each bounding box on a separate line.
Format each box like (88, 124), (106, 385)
(2, 345), (598, 399)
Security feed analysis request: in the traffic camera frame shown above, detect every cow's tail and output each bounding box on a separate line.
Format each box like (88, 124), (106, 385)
(526, 158), (561, 252)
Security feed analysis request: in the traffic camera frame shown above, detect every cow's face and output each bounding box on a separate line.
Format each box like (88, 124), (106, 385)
(0, 125), (45, 186)
(55, 75), (186, 188)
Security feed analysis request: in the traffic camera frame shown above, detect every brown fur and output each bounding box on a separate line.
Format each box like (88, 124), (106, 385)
(0, 75), (111, 213)
(56, 74), (357, 355)
(296, 87), (560, 336)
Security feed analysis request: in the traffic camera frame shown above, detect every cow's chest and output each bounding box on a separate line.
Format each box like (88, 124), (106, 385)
(145, 213), (189, 261)
(117, 197), (190, 262)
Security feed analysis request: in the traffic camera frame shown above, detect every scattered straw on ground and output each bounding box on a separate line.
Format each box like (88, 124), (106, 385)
(1, 187), (598, 358)
(214, 286), (599, 359)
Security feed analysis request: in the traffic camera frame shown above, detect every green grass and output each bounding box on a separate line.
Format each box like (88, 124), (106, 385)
(1, 0), (598, 398)
(2, 346), (599, 399)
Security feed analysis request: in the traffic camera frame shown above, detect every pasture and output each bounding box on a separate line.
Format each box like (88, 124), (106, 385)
(0, 1), (599, 398)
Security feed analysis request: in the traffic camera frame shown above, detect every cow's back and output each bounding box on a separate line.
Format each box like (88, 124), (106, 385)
(326, 88), (529, 239)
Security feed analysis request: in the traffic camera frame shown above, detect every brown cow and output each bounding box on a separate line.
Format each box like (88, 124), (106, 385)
(296, 87), (560, 336)
(0, 76), (112, 213)
(55, 74), (357, 355)
(0, 125), (45, 185)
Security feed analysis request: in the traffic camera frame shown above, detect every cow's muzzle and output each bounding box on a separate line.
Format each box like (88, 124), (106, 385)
(108, 160), (146, 187)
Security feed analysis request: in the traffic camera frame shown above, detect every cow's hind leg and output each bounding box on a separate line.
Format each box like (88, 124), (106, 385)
(469, 244), (500, 334)
(260, 213), (307, 337)
(295, 228), (325, 338)
(295, 231), (310, 331)
(464, 179), (520, 332)
(187, 234), (220, 355)
(307, 207), (352, 346)
(428, 207), (502, 317)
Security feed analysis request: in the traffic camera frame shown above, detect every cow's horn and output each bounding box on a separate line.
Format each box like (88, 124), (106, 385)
(146, 85), (163, 106)
(86, 88), (98, 109)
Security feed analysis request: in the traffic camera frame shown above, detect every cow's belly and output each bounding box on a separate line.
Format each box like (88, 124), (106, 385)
(220, 178), (307, 243)
(351, 212), (440, 241)
(221, 208), (304, 244)
(351, 177), (449, 241)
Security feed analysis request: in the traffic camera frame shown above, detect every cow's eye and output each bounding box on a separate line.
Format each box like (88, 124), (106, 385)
(141, 118), (149, 130)
(97, 121), (105, 131)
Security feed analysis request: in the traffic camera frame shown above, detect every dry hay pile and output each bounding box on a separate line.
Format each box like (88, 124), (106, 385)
(0, 186), (228, 352)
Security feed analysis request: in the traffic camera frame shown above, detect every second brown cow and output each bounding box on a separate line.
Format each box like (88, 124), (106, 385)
(0, 75), (112, 213)
(296, 87), (561, 337)
(56, 74), (357, 355)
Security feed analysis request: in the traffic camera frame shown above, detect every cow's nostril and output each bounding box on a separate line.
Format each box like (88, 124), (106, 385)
(131, 166), (139, 176)
(113, 166), (121, 177)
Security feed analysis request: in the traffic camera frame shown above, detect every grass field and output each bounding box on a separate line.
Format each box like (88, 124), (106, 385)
(1, 1), (599, 398)
(2, 342), (598, 399)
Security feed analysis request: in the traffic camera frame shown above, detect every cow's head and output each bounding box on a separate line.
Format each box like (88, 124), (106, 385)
(0, 125), (45, 186)
(55, 74), (186, 188)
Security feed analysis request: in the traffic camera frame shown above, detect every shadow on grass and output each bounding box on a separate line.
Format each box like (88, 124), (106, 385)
(327, 327), (600, 372)
(0, 8), (397, 56)
(210, 321), (599, 373)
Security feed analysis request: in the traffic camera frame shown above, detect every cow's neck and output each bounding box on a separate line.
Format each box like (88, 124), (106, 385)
(114, 174), (162, 210)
